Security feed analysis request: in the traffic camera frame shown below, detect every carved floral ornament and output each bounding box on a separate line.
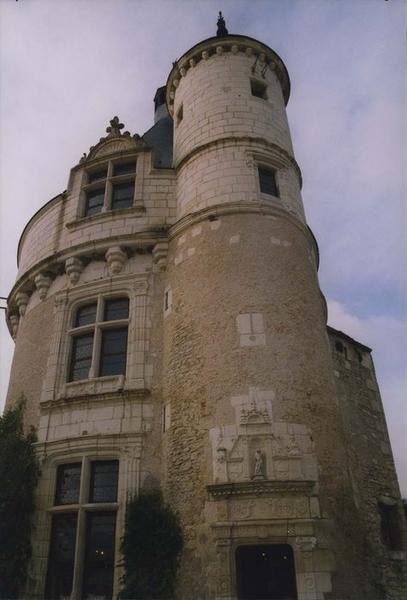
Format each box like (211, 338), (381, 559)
(79, 116), (147, 164)
(166, 38), (289, 114)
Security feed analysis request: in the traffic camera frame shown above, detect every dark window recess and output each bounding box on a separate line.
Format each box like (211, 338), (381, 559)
(85, 189), (105, 216)
(104, 298), (129, 322)
(111, 182), (134, 209)
(251, 79), (268, 100)
(258, 167), (278, 197)
(99, 328), (128, 376)
(164, 291), (169, 311)
(113, 162), (136, 176)
(82, 512), (116, 600)
(75, 303), (97, 327)
(89, 461), (119, 503)
(236, 544), (297, 600)
(176, 104), (183, 125)
(69, 333), (94, 381)
(45, 513), (78, 600)
(55, 463), (82, 505)
(379, 502), (403, 550)
(88, 168), (108, 184)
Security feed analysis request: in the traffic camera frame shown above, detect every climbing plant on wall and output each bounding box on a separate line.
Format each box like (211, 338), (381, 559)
(119, 488), (184, 599)
(0, 397), (40, 600)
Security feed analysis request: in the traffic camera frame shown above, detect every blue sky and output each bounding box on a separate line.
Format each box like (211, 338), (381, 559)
(0, 0), (405, 492)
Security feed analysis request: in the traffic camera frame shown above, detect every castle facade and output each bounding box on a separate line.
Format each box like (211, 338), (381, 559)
(5, 20), (406, 600)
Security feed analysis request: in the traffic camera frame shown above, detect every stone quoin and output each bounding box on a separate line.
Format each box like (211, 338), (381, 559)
(4, 13), (406, 600)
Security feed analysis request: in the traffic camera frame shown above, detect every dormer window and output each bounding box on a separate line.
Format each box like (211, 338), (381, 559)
(82, 159), (136, 217)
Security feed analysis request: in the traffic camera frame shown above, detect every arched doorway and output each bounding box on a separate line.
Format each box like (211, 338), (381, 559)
(235, 544), (297, 600)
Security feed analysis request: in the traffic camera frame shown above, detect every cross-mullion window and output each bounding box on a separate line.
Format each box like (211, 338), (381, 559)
(46, 459), (119, 600)
(68, 297), (129, 382)
(84, 160), (136, 216)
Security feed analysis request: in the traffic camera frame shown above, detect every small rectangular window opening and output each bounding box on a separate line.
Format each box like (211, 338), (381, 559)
(378, 502), (403, 551)
(176, 104), (183, 125)
(251, 79), (268, 100)
(258, 167), (279, 197)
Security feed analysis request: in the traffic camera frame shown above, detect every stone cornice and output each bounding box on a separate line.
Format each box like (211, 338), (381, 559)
(207, 479), (315, 498)
(39, 387), (150, 411)
(175, 136), (302, 188)
(7, 230), (169, 318)
(166, 34), (291, 113)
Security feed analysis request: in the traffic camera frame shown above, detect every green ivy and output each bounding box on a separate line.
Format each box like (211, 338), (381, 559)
(119, 488), (184, 599)
(0, 397), (40, 600)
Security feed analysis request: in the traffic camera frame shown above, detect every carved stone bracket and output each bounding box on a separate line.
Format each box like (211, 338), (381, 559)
(15, 292), (30, 317)
(152, 242), (169, 270)
(105, 246), (127, 275)
(9, 314), (19, 339)
(65, 257), (84, 284)
(295, 536), (317, 551)
(34, 273), (52, 300)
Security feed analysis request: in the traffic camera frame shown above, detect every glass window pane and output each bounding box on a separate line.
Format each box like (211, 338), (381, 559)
(45, 513), (78, 600)
(82, 513), (116, 600)
(69, 333), (94, 381)
(88, 168), (108, 183)
(104, 298), (129, 322)
(258, 167), (278, 197)
(55, 463), (82, 505)
(113, 162), (136, 176)
(99, 328), (127, 376)
(111, 182), (134, 210)
(85, 189), (105, 216)
(89, 461), (119, 503)
(75, 303), (97, 327)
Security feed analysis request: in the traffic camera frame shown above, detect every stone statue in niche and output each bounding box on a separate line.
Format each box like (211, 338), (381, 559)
(253, 449), (265, 479)
(287, 433), (301, 456)
(214, 447), (228, 483)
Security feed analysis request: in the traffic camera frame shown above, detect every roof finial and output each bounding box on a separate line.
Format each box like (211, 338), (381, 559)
(216, 11), (228, 37)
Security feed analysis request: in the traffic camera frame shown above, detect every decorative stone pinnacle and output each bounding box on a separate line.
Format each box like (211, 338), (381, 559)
(106, 116), (125, 137)
(216, 11), (228, 37)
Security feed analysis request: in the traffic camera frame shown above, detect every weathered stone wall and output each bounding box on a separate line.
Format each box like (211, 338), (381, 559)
(329, 328), (407, 599)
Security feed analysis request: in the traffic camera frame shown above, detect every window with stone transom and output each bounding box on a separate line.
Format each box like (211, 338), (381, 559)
(45, 458), (120, 599)
(82, 159), (137, 217)
(68, 297), (129, 382)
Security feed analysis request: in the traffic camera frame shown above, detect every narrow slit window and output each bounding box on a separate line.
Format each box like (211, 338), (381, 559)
(176, 104), (183, 125)
(258, 167), (279, 197)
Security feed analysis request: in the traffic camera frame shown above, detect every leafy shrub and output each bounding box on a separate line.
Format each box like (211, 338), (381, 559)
(0, 398), (40, 599)
(119, 488), (183, 599)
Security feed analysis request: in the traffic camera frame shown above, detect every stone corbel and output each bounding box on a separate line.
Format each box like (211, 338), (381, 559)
(105, 246), (127, 275)
(9, 314), (19, 339)
(152, 242), (169, 271)
(15, 292), (30, 317)
(65, 257), (84, 284)
(34, 273), (52, 300)
(295, 536), (317, 552)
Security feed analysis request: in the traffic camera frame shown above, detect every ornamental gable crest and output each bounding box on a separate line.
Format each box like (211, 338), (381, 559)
(79, 116), (149, 164)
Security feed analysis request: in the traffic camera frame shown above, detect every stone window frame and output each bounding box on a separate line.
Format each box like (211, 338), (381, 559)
(79, 156), (139, 218)
(45, 455), (120, 599)
(251, 153), (284, 203)
(68, 296), (129, 382)
(41, 274), (150, 403)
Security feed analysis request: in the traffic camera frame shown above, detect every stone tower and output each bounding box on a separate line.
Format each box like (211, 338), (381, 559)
(4, 15), (406, 600)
